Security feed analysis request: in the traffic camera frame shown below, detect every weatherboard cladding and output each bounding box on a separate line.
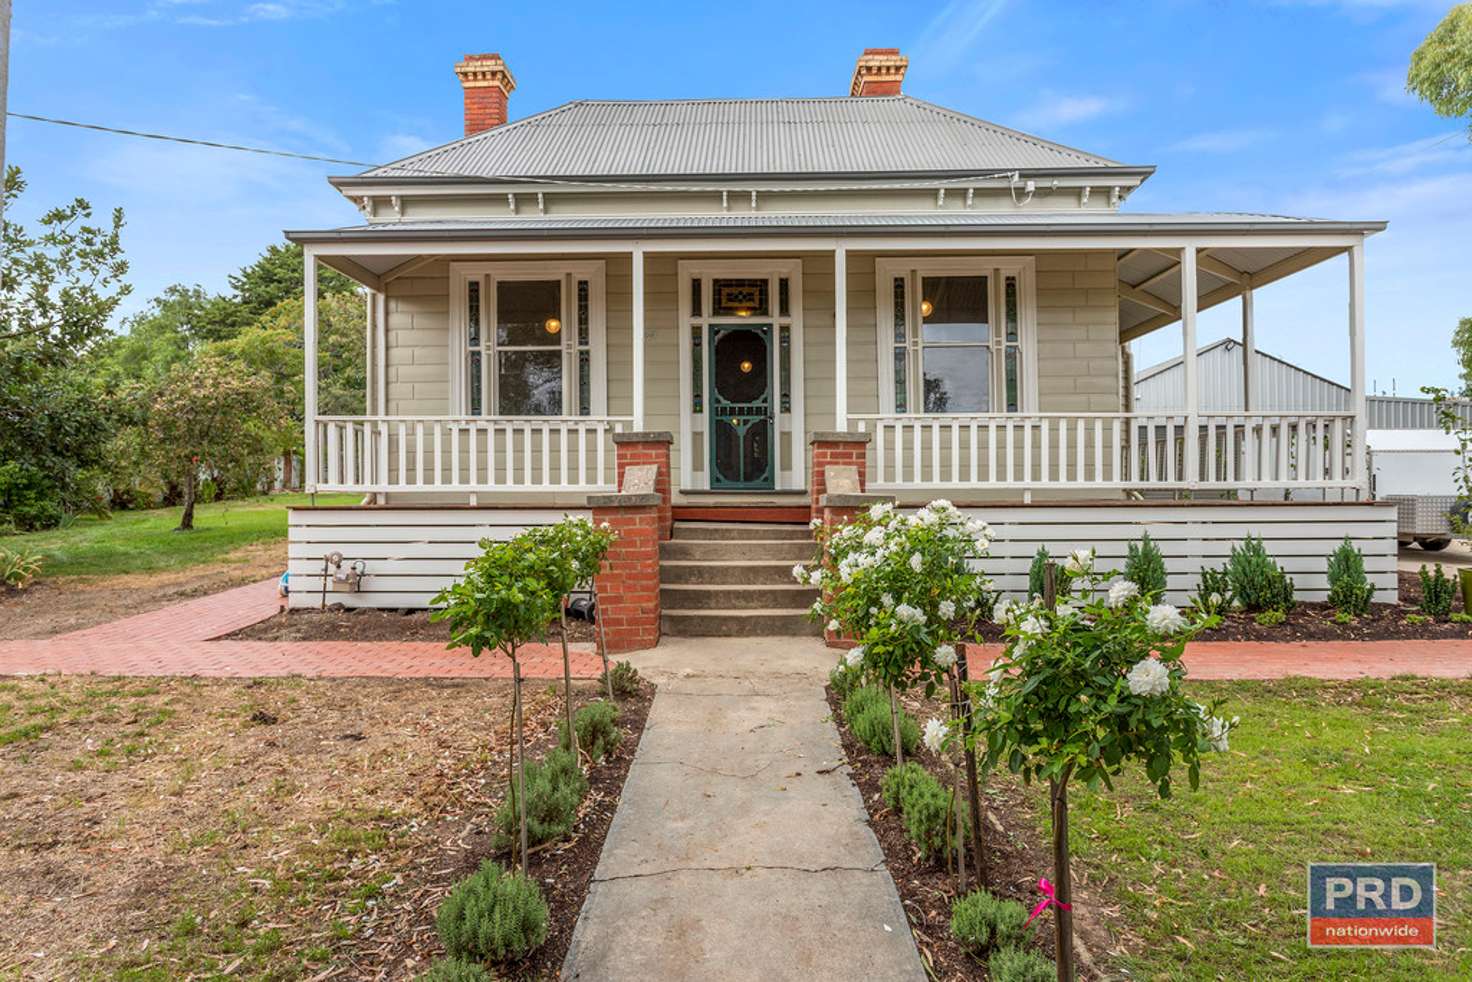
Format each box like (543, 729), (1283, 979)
(363, 97), (1125, 180)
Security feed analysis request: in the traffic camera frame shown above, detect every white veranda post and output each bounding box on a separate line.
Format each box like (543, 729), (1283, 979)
(834, 244), (848, 430)
(632, 246), (646, 432)
(1180, 245), (1198, 485)
(303, 252), (319, 494)
(1349, 240), (1367, 496)
(1241, 287), (1254, 412)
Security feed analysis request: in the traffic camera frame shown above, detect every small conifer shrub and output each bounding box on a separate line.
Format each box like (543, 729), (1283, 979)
(435, 860), (548, 963)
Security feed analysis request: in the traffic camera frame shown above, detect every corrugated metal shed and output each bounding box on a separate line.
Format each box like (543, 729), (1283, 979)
(360, 97), (1133, 180)
(1133, 338), (1471, 428)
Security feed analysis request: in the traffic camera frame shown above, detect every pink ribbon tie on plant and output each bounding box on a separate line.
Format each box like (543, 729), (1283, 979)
(1024, 877), (1072, 927)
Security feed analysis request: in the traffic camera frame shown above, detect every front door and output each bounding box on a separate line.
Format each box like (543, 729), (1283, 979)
(708, 324), (774, 489)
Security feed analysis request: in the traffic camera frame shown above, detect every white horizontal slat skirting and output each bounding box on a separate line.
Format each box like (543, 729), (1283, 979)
(948, 503), (1398, 604)
(287, 506), (589, 610)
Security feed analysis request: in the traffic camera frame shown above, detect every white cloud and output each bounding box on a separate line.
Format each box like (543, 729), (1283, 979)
(911, 0), (1011, 75)
(1337, 132), (1470, 177)
(1167, 128), (1274, 153)
(1009, 93), (1122, 131)
(376, 133), (437, 164)
(74, 0), (360, 31)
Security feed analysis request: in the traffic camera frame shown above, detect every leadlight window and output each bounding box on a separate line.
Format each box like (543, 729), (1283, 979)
(691, 326), (704, 413)
(778, 277), (790, 318)
(712, 278), (768, 317)
(779, 326), (792, 413)
(892, 276), (908, 413)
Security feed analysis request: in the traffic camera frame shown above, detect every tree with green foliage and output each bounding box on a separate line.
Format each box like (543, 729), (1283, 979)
(431, 535), (565, 870)
(1449, 316), (1472, 397)
(228, 242), (355, 320)
(145, 355), (286, 531)
(0, 167), (130, 528)
(1408, 4), (1472, 138)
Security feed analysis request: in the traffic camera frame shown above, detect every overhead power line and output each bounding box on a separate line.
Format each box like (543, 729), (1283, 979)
(7, 110), (1038, 194)
(7, 111), (376, 167)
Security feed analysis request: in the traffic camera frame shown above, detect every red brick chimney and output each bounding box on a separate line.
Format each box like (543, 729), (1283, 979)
(455, 53), (516, 136)
(849, 48), (908, 97)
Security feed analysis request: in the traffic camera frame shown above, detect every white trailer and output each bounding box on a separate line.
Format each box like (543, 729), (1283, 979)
(1368, 429), (1463, 550)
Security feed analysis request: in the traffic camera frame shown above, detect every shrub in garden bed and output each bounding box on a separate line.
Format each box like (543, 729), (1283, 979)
(988, 946), (1055, 982)
(1192, 563), (1233, 616)
(436, 859), (548, 963)
(1027, 545), (1050, 599)
(827, 659), (863, 700)
(561, 700), (620, 762)
(493, 748), (587, 849)
(1227, 535), (1295, 612)
(1326, 537), (1374, 616)
(848, 687), (919, 757)
(951, 888), (1029, 953)
(1125, 531), (1167, 597)
(417, 957), (493, 982)
(1420, 564), (1455, 619)
(880, 761), (930, 811)
(602, 660), (642, 699)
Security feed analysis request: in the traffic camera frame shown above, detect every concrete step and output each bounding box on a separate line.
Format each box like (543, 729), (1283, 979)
(661, 608), (825, 637)
(660, 560), (806, 585)
(671, 521), (813, 542)
(661, 583), (820, 610)
(660, 539), (818, 562)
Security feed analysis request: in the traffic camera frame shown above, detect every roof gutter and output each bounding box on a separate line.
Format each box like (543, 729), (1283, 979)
(286, 218), (1387, 244)
(326, 165), (1158, 191)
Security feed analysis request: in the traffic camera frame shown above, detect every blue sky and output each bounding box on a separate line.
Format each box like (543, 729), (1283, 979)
(10, 0), (1469, 392)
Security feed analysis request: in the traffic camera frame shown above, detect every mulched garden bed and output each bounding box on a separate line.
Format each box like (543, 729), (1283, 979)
(957, 570), (1472, 645)
(352, 678), (654, 980)
(825, 685), (1118, 981)
(226, 606), (598, 644)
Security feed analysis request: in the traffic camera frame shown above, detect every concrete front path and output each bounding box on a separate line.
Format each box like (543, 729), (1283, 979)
(562, 637), (925, 982)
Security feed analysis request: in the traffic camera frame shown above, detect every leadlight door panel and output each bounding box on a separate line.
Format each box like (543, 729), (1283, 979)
(708, 324), (774, 489)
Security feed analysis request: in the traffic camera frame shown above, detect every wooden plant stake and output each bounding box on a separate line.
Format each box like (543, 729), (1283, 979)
(512, 655), (529, 873)
(888, 686), (905, 765)
(593, 584), (614, 701)
(1050, 766), (1076, 982)
(947, 669), (970, 892)
(559, 603), (578, 764)
(956, 653), (987, 888)
(1041, 560), (1075, 982)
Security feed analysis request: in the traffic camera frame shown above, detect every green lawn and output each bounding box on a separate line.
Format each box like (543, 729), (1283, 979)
(1026, 678), (1471, 980)
(0, 493), (358, 579)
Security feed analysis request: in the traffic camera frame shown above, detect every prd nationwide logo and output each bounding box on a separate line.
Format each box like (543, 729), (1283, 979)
(1308, 863), (1436, 948)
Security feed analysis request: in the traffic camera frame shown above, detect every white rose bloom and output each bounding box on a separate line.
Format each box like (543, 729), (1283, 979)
(882, 592), (895, 608)
(922, 717), (948, 754)
(845, 645), (865, 668)
(1126, 657), (1171, 697)
(868, 502), (894, 520)
(993, 598), (1017, 625)
(933, 643), (957, 669)
(811, 600), (823, 614)
(928, 499), (955, 512)
(895, 603), (926, 625)
(792, 563), (808, 583)
(1106, 579), (1140, 609)
(909, 552), (923, 573)
(974, 538), (990, 553)
(938, 599), (957, 620)
(1018, 614), (1046, 636)
(1209, 592), (1223, 608)
(1145, 603), (1188, 635)
(810, 570), (825, 586)
(1064, 548), (1094, 575)
(826, 619), (840, 633)
(1205, 714), (1239, 752)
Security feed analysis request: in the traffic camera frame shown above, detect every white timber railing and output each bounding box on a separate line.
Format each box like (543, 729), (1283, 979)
(312, 416), (632, 493)
(849, 412), (1360, 492)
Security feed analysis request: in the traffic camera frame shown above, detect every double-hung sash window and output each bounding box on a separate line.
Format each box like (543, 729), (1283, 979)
(878, 258), (1036, 415)
(452, 262), (606, 417)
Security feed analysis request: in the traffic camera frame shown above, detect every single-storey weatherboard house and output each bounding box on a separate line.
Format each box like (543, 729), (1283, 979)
(285, 48), (1396, 640)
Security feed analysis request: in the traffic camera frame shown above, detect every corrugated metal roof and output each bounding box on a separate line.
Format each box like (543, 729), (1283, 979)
(360, 97), (1133, 180)
(1133, 339), (1472, 428)
(289, 211), (1378, 242)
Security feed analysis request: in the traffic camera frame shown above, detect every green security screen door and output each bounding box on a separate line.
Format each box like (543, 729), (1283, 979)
(708, 324), (774, 489)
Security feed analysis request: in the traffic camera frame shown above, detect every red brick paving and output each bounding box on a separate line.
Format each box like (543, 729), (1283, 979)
(0, 577), (602, 680)
(5, 579), (1471, 681)
(963, 640), (1472, 681)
